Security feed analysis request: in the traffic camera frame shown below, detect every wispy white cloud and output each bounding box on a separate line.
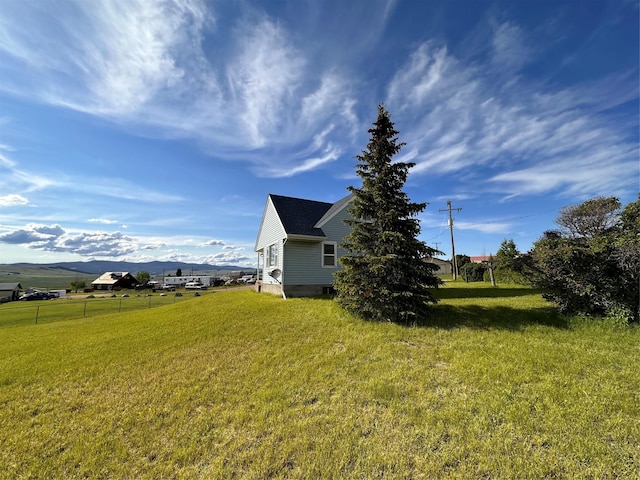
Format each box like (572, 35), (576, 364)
(0, 2), (636, 201)
(455, 220), (514, 235)
(386, 25), (638, 199)
(490, 21), (533, 73)
(0, 0), (214, 116)
(0, 1), (360, 178)
(263, 145), (342, 178)
(206, 250), (251, 265)
(227, 17), (305, 148)
(0, 194), (29, 207)
(53, 175), (185, 203)
(0, 150), (54, 193)
(201, 239), (225, 247)
(88, 218), (118, 225)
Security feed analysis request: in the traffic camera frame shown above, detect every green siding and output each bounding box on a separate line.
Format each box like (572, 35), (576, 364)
(283, 207), (352, 285)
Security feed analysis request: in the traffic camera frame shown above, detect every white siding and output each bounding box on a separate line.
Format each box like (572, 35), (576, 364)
(255, 197), (286, 252)
(255, 196), (287, 287)
(262, 239), (284, 286)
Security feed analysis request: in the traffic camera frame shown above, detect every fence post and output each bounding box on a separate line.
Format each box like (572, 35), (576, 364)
(35, 306), (40, 324)
(84, 302), (87, 317)
(119, 298), (122, 313)
(148, 297), (151, 308)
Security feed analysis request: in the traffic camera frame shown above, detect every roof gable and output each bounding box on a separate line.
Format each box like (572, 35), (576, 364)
(91, 272), (135, 285)
(314, 194), (353, 228)
(269, 194), (333, 237)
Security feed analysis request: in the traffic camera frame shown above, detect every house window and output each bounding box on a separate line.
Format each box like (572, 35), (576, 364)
(322, 242), (337, 268)
(267, 243), (278, 267)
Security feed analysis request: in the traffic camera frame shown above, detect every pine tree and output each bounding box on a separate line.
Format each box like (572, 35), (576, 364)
(334, 105), (441, 324)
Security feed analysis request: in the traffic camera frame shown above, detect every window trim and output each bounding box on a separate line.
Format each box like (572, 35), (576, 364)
(322, 241), (337, 268)
(267, 243), (278, 268)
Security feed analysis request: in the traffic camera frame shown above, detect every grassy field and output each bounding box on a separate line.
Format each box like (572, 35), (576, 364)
(0, 265), (94, 291)
(0, 284), (638, 479)
(0, 292), (195, 328)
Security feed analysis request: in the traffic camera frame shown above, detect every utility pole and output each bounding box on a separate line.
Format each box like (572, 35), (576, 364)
(440, 200), (462, 280)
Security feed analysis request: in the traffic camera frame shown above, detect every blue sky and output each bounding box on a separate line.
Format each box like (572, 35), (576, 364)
(0, 0), (638, 267)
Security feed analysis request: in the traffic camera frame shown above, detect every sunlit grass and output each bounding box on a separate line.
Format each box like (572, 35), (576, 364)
(0, 293), (192, 327)
(1, 286), (638, 478)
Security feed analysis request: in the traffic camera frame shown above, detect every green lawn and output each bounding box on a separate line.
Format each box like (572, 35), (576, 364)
(1, 284), (638, 479)
(0, 293), (193, 328)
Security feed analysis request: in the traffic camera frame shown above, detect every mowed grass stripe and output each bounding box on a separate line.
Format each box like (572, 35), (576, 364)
(0, 286), (638, 479)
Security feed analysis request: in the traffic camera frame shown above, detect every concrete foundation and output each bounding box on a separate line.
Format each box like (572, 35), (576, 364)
(255, 282), (334, 297)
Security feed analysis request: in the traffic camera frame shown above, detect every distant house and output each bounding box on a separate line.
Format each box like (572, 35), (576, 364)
(0, 282), (22, 302)
(162, 276), (215, 287)
(425, 258), (452, 275)
(91, 272), (138, 291)
(470, 256), (492, 263)
(255, 193), (353, 298)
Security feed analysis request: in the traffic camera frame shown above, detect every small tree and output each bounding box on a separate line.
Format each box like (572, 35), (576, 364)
(334, 105), (441, 324)
(494, 239), (527, 284)
(557, 196), (621, 239)
(136, 271), (151, 286)
(176, 268), (182, 277)
(70, 280), (86, 293)
(460, 261), (486, 282)
(456, 254), (471, 271)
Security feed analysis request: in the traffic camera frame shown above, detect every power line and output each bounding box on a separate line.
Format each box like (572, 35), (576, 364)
(439, 200), (462, 280)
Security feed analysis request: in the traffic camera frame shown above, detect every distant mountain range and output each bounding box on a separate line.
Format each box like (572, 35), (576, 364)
(4, 261), (254, 276)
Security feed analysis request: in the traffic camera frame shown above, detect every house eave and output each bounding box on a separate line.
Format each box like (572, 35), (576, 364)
(286, 234), (326, 242)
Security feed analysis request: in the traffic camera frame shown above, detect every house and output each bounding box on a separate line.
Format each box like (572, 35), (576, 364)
(91, 272), (139, 291)
(255, 193), (353, 298)
(162, 276), (215, 287)
(425, 257), (452, 275)
(0, 282), (22, 302)
(470, 256), (492, 263)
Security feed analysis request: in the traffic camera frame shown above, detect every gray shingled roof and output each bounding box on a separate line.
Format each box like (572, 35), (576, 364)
(269, 194), (333, 237)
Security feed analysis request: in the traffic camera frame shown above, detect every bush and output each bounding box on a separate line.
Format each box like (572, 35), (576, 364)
(460, 262), (486, 282)
(530, 196), (640, 323)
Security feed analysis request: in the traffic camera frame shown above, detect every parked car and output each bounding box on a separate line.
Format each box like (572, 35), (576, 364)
(19, 292), (53, 301)
(162, 284), (176, 291)
(185, 282), (206, 290)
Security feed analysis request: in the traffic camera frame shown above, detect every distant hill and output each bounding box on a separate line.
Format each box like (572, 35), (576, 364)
(2, 261), (255, 278)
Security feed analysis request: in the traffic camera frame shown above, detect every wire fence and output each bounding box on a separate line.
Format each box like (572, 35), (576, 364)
(0, 294), (193, 328)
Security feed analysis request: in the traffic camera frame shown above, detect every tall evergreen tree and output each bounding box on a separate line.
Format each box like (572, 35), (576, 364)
(334, 105), (441, 324)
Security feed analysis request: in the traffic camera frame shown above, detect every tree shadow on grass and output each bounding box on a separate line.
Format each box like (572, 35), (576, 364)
(433, 286), (544, 300)
(420, 304), (568, 331)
